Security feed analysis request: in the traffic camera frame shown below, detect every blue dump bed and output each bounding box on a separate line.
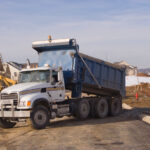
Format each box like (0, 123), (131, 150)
(33, 39), (125, 98)
(73, 53), (125, 97)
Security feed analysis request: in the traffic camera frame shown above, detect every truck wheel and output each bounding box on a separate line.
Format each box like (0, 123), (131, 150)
(76, 100), (90, 120)
(0, 118), (16, 128)
(110, 97), (122, 116)
(95, 98), (108, 118)
(31, 105), (49, 129)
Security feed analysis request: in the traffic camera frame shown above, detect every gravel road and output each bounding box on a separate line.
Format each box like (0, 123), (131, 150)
(0, 109), (150, 150)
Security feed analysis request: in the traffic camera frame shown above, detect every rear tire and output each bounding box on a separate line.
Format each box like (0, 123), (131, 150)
(76, 100), (90, 120)
(31, 105), (49, 129)
(0, 118), (16, 128)
(110, 97), (122, 116)
(95, 98), (109, 118)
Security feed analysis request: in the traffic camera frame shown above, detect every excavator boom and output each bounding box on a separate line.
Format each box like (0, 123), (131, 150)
(0, 75), (16, 91)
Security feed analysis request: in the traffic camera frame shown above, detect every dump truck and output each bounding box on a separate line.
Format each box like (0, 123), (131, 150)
(0, 37), (125, 129)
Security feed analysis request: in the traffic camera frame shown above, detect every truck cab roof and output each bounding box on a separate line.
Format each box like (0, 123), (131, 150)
(32, 38), (77, 52)
(20, 66), (61, 73)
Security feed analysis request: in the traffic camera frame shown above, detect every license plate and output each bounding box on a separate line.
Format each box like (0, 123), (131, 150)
(0, 100), (13, 105)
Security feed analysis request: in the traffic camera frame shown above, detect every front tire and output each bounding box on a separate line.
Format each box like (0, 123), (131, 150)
(31, 105), (49, 129)
(0, 118), (16, 128)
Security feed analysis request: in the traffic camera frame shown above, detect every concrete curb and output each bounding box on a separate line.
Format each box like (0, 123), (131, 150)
(122, 103), (150, 125)
(139, 114), (150, 125)
(122, 103), (133, 110)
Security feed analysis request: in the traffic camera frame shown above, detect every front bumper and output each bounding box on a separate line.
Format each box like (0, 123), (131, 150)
(0, 110), (30, 118)
(0, 100), (30, 118)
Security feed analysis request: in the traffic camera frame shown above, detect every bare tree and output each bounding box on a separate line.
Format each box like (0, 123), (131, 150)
(5, 64), (11, 78)
(0, 53), (4, 72)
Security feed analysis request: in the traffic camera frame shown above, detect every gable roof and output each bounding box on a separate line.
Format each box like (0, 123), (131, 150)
(114, 61), (137, 69)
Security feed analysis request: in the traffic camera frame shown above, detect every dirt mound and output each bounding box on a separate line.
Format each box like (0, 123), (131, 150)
(125, 83), (150, 108)
(137, 72), (150, 77)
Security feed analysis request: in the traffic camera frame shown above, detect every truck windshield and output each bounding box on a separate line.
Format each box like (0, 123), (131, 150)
(18, 70), (50, 83)
(38, 49), (76, 71)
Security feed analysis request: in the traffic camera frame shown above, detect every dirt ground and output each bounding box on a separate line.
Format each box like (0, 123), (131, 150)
(1, 108), (150, 150)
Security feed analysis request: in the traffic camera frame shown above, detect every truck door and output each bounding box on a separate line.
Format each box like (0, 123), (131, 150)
(49, 70), (65, 102)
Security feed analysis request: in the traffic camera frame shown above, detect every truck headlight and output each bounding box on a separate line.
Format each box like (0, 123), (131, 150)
(19, 101), (26, 107)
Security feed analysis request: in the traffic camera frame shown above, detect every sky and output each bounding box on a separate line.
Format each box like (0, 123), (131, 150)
(0, 0), (150, 68)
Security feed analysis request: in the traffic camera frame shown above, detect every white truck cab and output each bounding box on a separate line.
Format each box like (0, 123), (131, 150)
(0, 66), (66, 129)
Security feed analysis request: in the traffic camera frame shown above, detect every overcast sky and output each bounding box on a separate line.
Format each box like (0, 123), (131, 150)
(0, 0), (150, 68)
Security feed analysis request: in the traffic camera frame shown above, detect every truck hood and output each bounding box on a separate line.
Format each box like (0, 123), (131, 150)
(1, 82), (49, 94)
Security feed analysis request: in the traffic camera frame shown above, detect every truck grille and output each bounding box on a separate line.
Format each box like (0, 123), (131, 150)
(1, 93), (18, 100)
(1, 93), (18, 106)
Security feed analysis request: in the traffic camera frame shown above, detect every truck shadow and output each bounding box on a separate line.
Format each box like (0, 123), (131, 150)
(49, 117), (135, 129)
(47, 108), (148, 129)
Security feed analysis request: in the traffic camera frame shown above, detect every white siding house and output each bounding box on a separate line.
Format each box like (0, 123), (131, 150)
(3, 62), (21, 81)
(114, 61), (137, 76)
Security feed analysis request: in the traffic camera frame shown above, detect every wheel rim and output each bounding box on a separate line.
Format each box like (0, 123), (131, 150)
(99, 102), (106, 114)
(34, 110), (47, 125)
(97, 99), (108, 118)
(114, 101), (118, 110)
(80, 103), (89, 118)
(112, 100), (120, 113)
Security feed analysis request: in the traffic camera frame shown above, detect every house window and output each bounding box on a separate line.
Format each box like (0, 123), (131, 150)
(14, 72), (17, 77)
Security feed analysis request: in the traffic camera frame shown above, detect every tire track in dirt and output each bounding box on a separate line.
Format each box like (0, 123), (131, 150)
(0, 122), (33, 149)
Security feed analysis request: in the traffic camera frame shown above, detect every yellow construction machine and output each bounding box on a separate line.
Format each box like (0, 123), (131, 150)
(0, 75), (16, 91)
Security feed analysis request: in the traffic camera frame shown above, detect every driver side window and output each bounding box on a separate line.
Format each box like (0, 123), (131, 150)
(51, 70), (58, 85)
